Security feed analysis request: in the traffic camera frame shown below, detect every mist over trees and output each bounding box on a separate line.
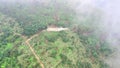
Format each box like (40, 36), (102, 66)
(0, 0), (113, 68)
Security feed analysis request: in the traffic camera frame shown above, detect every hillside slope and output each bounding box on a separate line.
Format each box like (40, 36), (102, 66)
(0, 1), (112, 68)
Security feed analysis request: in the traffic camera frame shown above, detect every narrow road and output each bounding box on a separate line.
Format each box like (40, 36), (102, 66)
(14, 27), (68, 68)
(25, 40), (44, 68)
(14, 31), (45, 68)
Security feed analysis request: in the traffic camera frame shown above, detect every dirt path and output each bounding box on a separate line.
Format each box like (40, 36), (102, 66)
(26, 31), (44, 68)
(14, 31), (44, 68)
(25, 40), (44, 68)
(14, 28), (68, 68)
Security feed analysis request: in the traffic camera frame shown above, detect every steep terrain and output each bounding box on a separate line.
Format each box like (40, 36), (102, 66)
(0, 1), (112, 68)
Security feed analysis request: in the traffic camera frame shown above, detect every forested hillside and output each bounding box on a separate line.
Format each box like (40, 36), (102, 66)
(0, 0), (112, 68)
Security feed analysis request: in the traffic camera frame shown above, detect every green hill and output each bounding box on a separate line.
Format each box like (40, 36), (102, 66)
(0, 1), (112, 68)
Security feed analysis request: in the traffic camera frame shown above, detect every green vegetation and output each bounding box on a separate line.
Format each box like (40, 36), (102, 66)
(0, 1), (112, 68)
(30, 31), (111, 68)
(0, 0), (74, 36)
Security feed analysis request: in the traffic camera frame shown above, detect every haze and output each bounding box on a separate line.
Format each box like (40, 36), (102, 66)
(0, 0), (120, 68)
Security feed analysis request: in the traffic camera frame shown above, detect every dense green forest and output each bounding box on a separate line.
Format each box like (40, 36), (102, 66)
(0, 0), (112, 68)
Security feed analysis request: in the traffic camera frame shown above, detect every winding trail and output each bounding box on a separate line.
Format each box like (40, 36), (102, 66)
(25, 31), (45, 68)
(14, 27), (68, 68)
(14, 31), (45, 68)
(25, 40), (44, 68)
